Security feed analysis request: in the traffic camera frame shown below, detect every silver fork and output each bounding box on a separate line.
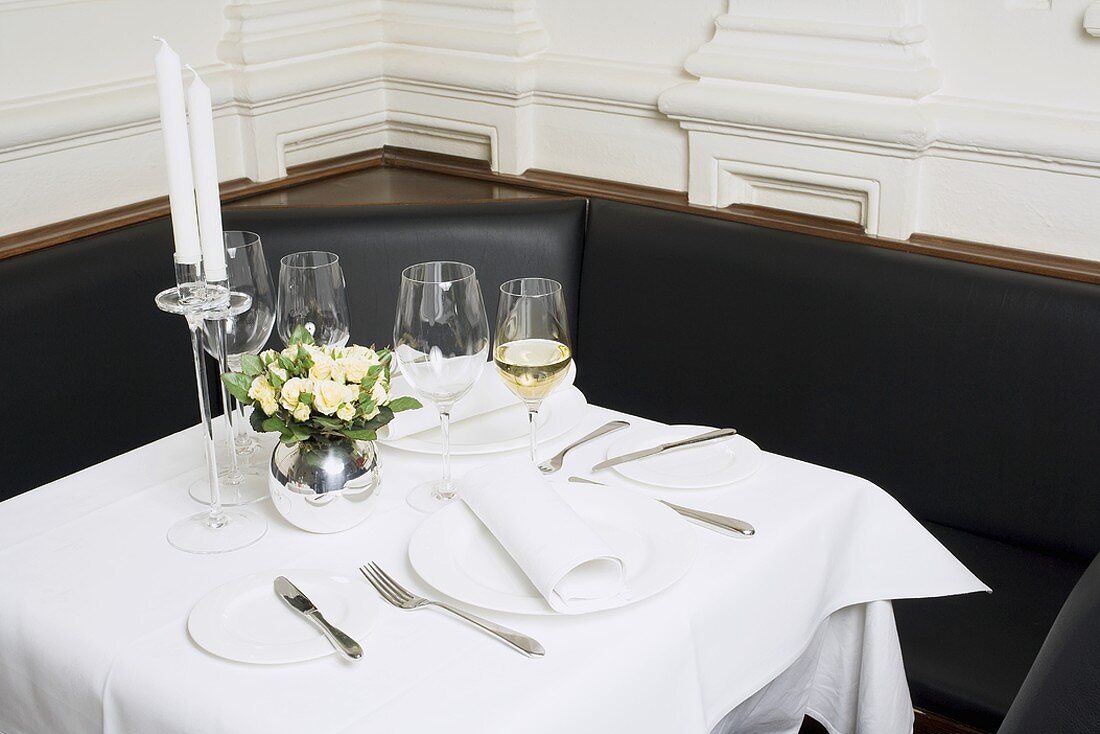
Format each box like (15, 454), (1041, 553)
(537, 420), (630, 474)
(359, 562), (545, 658)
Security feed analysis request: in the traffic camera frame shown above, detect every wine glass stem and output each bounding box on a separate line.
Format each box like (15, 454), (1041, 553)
(438, 410), (454, 501)
(235, 403), (249, 444)
(186, 315), (226, 526)
(227, 354), (249, 447)
(528, 408), (539, 462)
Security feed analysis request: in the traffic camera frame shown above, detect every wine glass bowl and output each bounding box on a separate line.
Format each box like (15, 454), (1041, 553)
(393, 261), (490, 512)
(277, 251), (351, 348)
(494, 277), (573, 461)
(217, 231), (275, 364)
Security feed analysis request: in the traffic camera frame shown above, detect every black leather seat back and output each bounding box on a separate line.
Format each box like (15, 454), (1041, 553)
(0, 218), (190, 497)
(0, 200), (586, 500)
(222, 201), (586, 350)
(998, 551), (1100, 734)
(577, 199), (1100, 561)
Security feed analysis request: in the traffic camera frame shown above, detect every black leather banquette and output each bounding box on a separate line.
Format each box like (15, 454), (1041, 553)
(3, 194), (1099, 733)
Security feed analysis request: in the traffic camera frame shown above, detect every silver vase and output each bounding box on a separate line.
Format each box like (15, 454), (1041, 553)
(268, 437), (381, 533)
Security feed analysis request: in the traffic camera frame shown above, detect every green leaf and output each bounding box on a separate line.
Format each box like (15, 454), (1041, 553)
(289, 422), (313, 441)
(312, 416), (344, 430)
(278, 354), (295, 372)
(221, 373), (253, 404)
(387, 396), (423, 413)
(240, 354), (265, 377)
(341, 428), (377, 441)
(249, 407), (266, 433)
(363, 406), (394, 430)
(289, 324), (315, 346)
(268, 371), (285, 390)
(261, 417), (293, 439)
(296, 345), (314, 373)
(300, 392), (313, 407)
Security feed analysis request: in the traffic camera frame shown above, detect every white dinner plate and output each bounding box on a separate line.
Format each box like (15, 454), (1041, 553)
(188, 569), (380, 664)
(379, 386), (588, 455)
(603, 424), (763, 489)
(408, 483), (699, 615)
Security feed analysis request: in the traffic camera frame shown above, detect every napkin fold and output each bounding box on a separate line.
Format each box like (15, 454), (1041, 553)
(461, 457), (624, 614)
(379, 361), (577, 441)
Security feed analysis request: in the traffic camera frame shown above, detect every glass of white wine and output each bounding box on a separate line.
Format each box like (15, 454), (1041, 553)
(494, 277), (573, 462)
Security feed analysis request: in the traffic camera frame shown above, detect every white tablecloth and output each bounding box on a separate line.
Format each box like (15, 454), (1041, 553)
(0, 404), (988, 734)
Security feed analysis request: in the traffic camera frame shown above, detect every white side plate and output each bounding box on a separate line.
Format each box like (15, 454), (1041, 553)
(188, 569), (379, 664)
(603, 425), (763, 489)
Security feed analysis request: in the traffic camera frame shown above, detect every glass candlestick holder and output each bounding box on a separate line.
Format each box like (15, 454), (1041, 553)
(187, 308), (268, 506)
(155, 278), (267, 554)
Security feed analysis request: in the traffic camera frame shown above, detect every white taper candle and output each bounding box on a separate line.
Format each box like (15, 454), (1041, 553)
(184, 66), (227, 282)
(152, 37), (201, 265)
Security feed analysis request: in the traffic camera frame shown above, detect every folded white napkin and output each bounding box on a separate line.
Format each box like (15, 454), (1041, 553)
(461, 457), (624, 614)
(379, 361), (577, 441)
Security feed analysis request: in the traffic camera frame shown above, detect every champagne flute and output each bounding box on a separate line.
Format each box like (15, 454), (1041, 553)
(393, 262), (489, 512)
(194, 232), (275, 505)
(277, 251), (350, 348)
(494, 278), (573, 462)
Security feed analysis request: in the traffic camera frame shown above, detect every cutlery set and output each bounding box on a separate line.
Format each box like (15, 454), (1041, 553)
(275, 421), (754, 661)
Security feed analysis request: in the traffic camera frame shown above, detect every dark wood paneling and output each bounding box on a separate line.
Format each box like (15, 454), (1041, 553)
(5, 143), (1100, 286)
(226, 165), (562, 209)
(914, 708), (992, 734)
(382, 146), (1100, 285)
(0, 149), (385, 261)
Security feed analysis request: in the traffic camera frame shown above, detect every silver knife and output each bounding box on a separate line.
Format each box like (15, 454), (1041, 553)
(592, 428), (738, 472)
(567, 476), (755, 537)
(274, 575), (363, 660)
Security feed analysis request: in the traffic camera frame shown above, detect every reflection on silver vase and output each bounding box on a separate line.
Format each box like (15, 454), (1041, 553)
(268, 437), (381, 533)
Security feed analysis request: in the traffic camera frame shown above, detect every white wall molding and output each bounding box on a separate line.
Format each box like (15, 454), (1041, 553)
(714, 160), (881, 233)
(0, 0), (102, 11)
(274, 110), (498, 174)
(1085, 1), (1100, 35)
(684, 13), (941, 100)
(219, 0), (383, 66)
(7, 0), (1100, 260)
(656, 0), (1100, 254)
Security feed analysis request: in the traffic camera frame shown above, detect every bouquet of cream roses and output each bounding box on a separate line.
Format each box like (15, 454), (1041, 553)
(221, 325), (421, 445)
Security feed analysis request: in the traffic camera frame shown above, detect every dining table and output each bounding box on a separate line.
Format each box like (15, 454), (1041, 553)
(0, 396), (987, 734)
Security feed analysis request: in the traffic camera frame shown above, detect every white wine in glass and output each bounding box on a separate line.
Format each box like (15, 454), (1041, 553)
(494, 338), (572, 403)
(494, 278), (573, 461)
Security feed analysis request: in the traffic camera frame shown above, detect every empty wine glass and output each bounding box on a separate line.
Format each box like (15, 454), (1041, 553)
(494, 278), (573, 462)
(194, 232), (275, 505)
(394, 262), (489, 512)
(277, 251), (350, 348)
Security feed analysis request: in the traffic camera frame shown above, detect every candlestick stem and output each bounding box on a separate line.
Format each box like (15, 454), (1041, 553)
(186, 312), (227, 525)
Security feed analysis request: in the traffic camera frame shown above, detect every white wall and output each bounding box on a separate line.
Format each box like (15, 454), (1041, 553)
(4, 0), (1100, 261)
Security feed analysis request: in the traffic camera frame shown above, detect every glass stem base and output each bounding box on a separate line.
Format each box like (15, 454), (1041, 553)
(166, 508), (267, 554)
(406, 478), (459, 513)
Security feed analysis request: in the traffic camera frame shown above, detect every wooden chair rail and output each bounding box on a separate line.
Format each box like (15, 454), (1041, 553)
(4, 144), (1099, 291)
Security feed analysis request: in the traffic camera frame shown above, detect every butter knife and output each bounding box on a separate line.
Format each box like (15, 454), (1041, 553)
(274, 576), (363, 660)
(591, 428), (738, 472)
(567, 476), (755, 537)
